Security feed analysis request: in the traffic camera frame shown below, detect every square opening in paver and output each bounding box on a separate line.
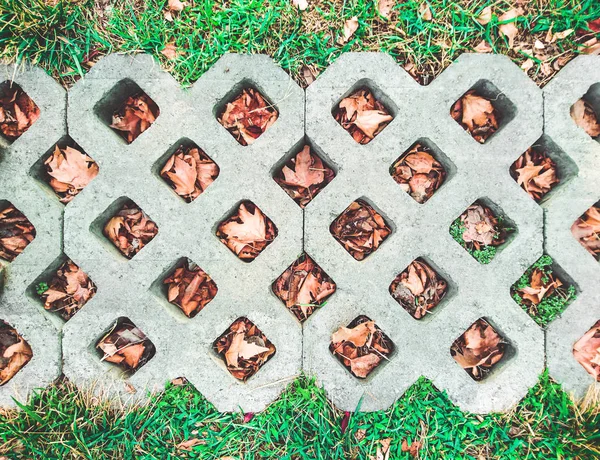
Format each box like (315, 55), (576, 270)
(0, 320), (33, 386)
(96, 317), (156, 376)
(390, 140), (448, 204)
(389, 258), (448, 320)
(157, 138), (219, 203)
(330, 199), (392, 261)
(93, 78), (160, 144)
(0, 81), (40, 143)
(570, 82), (600, 141)
(509, 135), (578, 204)
(332, 85), (393, 144)
(573, 320), (600, 381)
(273, 143), (335, 208)
(161, 258), (218, 318)
(571, 200), (600, 261)
(216, 201), (278, 262)
(272, 253), (336, 322)
(93, 198), (159, 260)
(34, 258), (97, 321)
(450, 80), (516, 144)
(216, 83), (278, 146)
(451, 318), (508, 381)
(330, 315), (394, 379)
(449, 199), (514, 265)
(0, 201), (36, 263)
(212, 317), (276, 382)
(30, 136), (99, 204)
(510, 255), (577, 327)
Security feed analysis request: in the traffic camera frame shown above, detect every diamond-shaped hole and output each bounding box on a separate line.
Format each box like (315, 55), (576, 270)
(573, 320), (600, 381)
(510, 255), (578, 327)
(90, 197), (158, 260)
(273, 140), (336, 208)
(0, 200), (36, 263)
(451, 318), (511, 381)
(95, 317), (156, 377)
(330, 198), (392, 261)
(509, 135), (578, 205)
(272, 253), (336, 322)
(215, 81), (278, 146)
(389, 258), (449, 320)
(390, 139), (456, 204)
(332, 81), (395, 144)
(30, 136), (99, 204)
(93, 78), (160, 144)
(212, 317), (276, 381)
(153, 257), (218, 318)
(0, 320), (32, 385)
(571, 200), (600, 261)
(0, 81), (40, 144)
(450, 79), (516, 144)
(330, 315), (395, 379)
(449, 198), (516, 265)
(216, 201), (278, 262)
(570, 82), (600, 142)
(153, 138), (219, 203)
(27, 256), (96, 322)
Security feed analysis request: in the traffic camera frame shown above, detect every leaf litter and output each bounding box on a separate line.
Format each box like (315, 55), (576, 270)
(450, 202), (509, 264)
(333, 88), (393, 144)
(110, 93), (160, 144)
(0, 83), (40, 140)
(103, 203), (159, 259)
(451, 318), (506, 381)
(213, 317), (276, 381)
(510, 146), (559, 202)
(272, 254), (336, 322)
(274, 145), (335, 208)
(573, 320), (600, 381)
(0, 204), (36, 262)
(450, 90), (499, 143)
(160, 144), (219, 202)
(330, 316), (394, 379)
(511, 255), (575, 326)
(44, 144), (99, 204)
(216, 201), (277, 262)
(40, 260), (96, 321)
(218, 88), (278, 146)
(163, 260), (217, 318)
(389, 259), (447, 319)
(96, 319), (156, 374)
(0, 321), (33, 386)
(570, 98), (600, 139)
(330, 200), (391, 261)
(390, 142), (447, 203)
(571, 203), (600, 259)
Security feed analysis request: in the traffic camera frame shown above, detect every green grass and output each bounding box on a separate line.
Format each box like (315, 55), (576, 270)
(1, 0), (600, 87)
(511, 255), (577, 327)
(449, 216), (510, 265)
(0, 372), (598, 459)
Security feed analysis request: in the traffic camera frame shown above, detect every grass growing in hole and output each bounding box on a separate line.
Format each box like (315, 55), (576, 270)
(449, 216), (512, 265)
(512, 255), (577, 327)
(35, 282), (49, 295)
(0, 372), (597, 458)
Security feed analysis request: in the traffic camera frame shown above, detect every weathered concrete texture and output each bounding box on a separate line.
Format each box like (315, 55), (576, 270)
(1, 52), (596, 414)
(0, 64), (64, 407)
(62, 54), (304, 410)
(544, 56), (600, 399)
(304, 53), (545, 414)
